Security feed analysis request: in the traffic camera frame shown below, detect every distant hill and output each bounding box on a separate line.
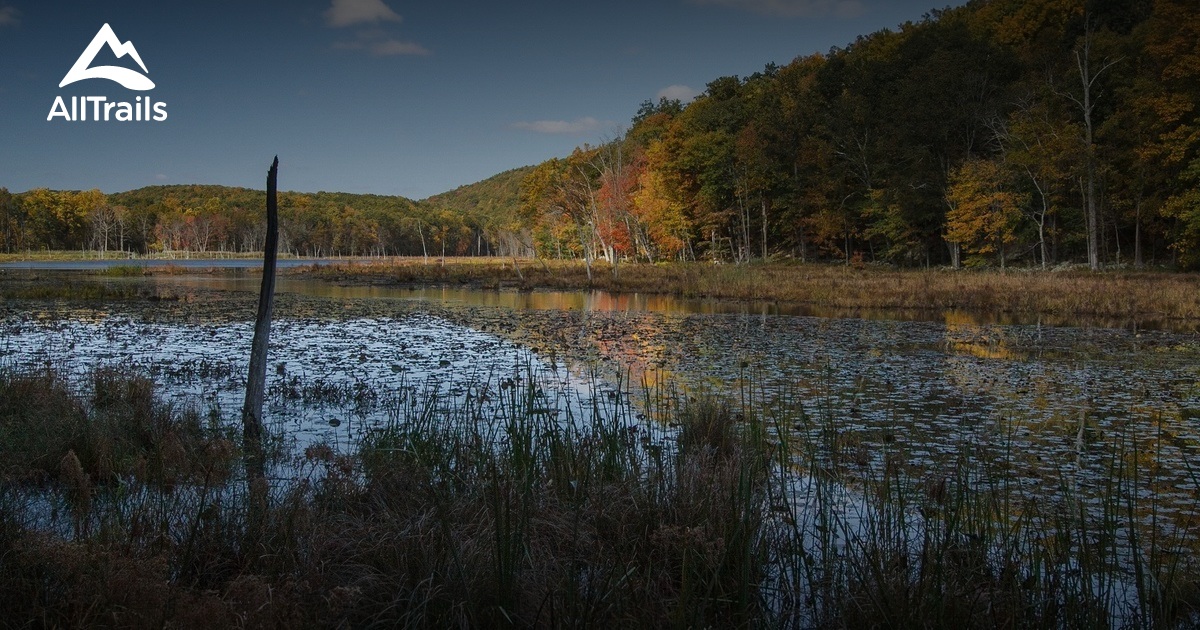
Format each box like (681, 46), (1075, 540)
(4, 180), (533, 258)
(422, 166), (533, 228)
(109, 184), (420, 215)
(100, 184), (463, 257)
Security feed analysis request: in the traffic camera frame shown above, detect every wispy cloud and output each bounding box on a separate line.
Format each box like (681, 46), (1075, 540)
(687, 0), (863, 18)
(0, 6), (20, 27)
(325, 1), (431, 57)
(334, 36), (431, 56)
(155, 173), (169, 182)
(656, 84), (699, 102)
(325, 0), (402, 28)
(512, 117), (606, 134)
(371, 39), (430, 56)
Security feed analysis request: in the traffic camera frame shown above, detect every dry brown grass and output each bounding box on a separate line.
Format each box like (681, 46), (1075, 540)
(301, 258), (1200, 325)
(0, 367), (234, 487)
(0, 370), (771, 629)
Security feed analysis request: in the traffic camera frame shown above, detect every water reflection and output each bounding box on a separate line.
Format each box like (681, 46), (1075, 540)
(0, 313), (629, 459)
(117, 274), (1195, 332)
(3, 275), (1199, 538)
(941, 311), (1027, 360)
(145, 275), (792, 316)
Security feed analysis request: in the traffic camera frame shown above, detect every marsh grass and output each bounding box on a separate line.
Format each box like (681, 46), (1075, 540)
(0, 275), (188, 301)
(0, 367), (234, 488)
(305, 258), (1200, 325)
(1, 365), (1198, 627)
(760, 376), (1200, 629)
(100, 264), (148, 277)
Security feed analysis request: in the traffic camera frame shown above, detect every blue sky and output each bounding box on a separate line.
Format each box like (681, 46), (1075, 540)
(0, 0), (964, 199)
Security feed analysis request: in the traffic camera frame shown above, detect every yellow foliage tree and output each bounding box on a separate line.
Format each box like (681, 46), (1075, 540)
(945, 158), (1026, 268)
(632, 146), (690, 260)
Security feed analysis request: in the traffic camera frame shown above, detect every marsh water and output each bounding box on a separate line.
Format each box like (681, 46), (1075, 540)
(0, 258), (352, 271)
(3, 272), (1200, 533)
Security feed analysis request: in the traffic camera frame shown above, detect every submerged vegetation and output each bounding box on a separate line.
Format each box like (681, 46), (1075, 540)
(2, 362), (1198, 628)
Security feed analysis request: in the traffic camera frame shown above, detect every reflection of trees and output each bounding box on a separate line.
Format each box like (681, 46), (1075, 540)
(941, 311), (1024, 360)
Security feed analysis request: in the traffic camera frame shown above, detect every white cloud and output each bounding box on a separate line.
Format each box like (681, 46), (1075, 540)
(688, 0), (863, 18)
(371, 39), (430, 56)
(334, 37), (430, 56)
(155, 174), (169, 182)
(0, 7), (20, 26)
(656, 84), (700, 102)
(325, 3), (430, 56)
(324, 0), (402, 27)
(512, 117), (605, 134)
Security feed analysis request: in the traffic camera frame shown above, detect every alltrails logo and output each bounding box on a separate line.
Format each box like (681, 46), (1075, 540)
(47, 23), (168, 122)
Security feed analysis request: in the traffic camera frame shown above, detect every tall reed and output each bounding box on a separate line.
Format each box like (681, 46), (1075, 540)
(1, 363), (1198, 627)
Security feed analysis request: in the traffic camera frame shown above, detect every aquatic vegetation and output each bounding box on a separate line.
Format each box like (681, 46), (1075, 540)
(0, 366), (233, 488)
(1, 278), (1198, 626)
(100, 264), (147, 278)
(2, 361), (1198, 627)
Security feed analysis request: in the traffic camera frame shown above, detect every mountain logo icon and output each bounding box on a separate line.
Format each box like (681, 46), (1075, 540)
(59, 23), (155, 91)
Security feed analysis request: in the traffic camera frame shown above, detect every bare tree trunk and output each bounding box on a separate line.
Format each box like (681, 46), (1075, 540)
(760, 198), (768, 260)
(1077, 41), (1099, 270)
(580, 224), (594, 284)
(242, 157), (278, 490)
(1027, 168), (1050, 270)
(1038, 216), (1048, 270)
(1134, 197), (1143, 268)
(417, 222), (428, 264)
(1071, 23), (1122, 271)
(734, 193), (744, 261)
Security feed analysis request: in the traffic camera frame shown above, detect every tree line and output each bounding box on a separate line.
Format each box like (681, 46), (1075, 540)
(517, 0), (1200, 269)
(3, 0), (1197, 270)
(0, 184), (501, 259)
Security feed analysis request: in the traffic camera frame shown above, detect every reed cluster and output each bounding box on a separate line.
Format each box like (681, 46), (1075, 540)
(1, 365), (1197, 627)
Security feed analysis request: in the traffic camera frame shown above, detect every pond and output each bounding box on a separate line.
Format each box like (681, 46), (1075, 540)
(2, 273), (1199, 531)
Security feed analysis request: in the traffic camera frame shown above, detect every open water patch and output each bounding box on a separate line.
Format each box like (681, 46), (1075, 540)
(0, 312), (639, 463)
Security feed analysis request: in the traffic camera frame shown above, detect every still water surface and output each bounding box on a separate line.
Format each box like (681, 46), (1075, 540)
(2, 274), (1198, 532)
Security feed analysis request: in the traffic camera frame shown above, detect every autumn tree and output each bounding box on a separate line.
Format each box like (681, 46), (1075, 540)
(992, 95), (1082, 268)
(633, 142), (691, 260)
(520, 149), (609, 280)
(0, 188), (26, 252)
(1067, 20), (1124, 269)
(1136, 0), (1200, 267)
(946, 158), (1026, 268)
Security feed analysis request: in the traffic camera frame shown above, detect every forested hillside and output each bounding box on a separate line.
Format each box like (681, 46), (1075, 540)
(2, 0), (1197, 268)
(423, 166), (535, 257)
(517, 0), (1200, 269)
(0, 184), (494, 258)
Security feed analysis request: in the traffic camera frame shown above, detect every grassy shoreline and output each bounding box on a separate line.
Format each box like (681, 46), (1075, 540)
(3, 255), (1199, 327)
(300, 258), (1200, 324)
